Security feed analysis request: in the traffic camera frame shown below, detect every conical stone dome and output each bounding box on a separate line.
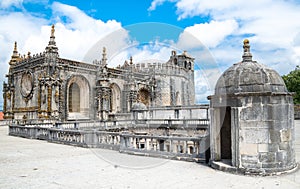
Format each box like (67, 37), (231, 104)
(215, 39), (287, 95)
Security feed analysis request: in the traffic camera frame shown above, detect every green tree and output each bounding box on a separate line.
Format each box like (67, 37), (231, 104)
(282, 66), (300, 104)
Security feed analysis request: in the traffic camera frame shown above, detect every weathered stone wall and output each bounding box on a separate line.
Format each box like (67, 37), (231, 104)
(238, 95), (296, 172)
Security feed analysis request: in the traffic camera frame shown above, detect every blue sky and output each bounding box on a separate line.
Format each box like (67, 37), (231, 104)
(20, 0), (207, 27)
(1, 0), (300, 108)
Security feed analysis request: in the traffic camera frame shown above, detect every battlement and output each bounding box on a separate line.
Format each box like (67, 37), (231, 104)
(131, 62), (193, 77)
(14, 52), (46, 66)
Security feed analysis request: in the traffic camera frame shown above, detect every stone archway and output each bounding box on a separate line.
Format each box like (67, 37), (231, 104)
(110, 83), (121, 113)
(220, 107), (232, 161)
(67, 75), (90, 120)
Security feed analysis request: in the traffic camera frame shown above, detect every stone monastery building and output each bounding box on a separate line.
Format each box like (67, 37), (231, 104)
(4, 25), (297, 175)
(3, 25), (195, 121)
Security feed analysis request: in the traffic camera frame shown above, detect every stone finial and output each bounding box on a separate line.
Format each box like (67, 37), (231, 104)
(48, 24), (56, 45)
(45, 24), (58, 53)
(101, 47), (107, 66)
(9, 41), (20, 65)
(242, 39), (252, 62)
(171, 50), (176, 56)
(51, 24), (55, 37)
(130, 56), (133, 65)
(12, 41), (19, 58)
(13, 41), (17, 52)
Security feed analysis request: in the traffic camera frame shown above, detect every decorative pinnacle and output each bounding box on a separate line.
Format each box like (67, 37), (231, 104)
(9, 41), (20, 65)
(13, 41), (17, 52)
(242, 39), (252, 62)
(51, 24), (55, 37)
(130, 56), (133, 65)
(102, 47), (107, 66)
(12, 41), (19, 57)
(46, 24), (58, 53)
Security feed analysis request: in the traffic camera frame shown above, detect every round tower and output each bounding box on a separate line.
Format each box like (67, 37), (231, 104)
(209, 39), (297, 175)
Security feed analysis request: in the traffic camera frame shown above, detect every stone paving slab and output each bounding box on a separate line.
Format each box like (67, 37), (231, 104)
(0, 121), (300, 189)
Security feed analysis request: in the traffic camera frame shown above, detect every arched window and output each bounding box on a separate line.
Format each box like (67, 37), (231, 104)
(138, 88), (150, 106)
(110, 84), (121, 113)
(69, 83), (80, 112)
(174, 58), (177, 65)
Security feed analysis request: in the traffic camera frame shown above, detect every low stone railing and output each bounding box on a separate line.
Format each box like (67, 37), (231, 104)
(9, 125), (37, 139)
(0, 120), (12, 126)
(119, 133), (210, 162)
(20, 119), (208, 130)
(9, 125), (122, 149)
(8, 118), (210, 162)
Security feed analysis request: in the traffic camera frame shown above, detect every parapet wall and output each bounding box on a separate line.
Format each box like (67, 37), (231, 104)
(131, 62), (192, 77)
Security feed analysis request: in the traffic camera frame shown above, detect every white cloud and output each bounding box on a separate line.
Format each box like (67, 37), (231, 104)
(0, 0), (23, 8)
(148, 0), (168, 11)
(0, 0), (47, 9)
(149, 0), (300, 75)
(175, 0), (241, 20)
(194, 68), (222, 103)
(179, 19), (238, 48)
(108, 41), (174, 67)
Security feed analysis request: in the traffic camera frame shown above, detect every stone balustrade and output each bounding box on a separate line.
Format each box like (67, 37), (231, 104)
(120, 132), (209, 162)
(8, 118), (210, 162)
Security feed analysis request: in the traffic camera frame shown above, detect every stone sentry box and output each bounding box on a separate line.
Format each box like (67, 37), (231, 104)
(208, 39), (297, 175)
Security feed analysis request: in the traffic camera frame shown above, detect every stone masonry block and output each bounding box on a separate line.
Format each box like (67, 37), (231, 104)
(258, 144), (269, 153)
(243, 129), (269, 143)
(272, 105), (289, 122)
(280, 129), (291, 142)
(279, 142), (289, 151)
(259, 152), (276, 163)
(262, 162), (278, 169)
(276, 151), (287, 163)
(240, 143), (258, 155)
(241, 154), (259, 165)
(269, 129), (280, 143)
(268, 143), (279, 152)
(263, 104), (273, 120)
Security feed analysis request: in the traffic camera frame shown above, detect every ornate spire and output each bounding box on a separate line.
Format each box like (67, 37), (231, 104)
(45, 24), (58, 53)
(242, 39), (252, 62)
(12, 41), (18, 58)
(49, 24), (56, 46)
(9, 41), (20, 65)
(101, 47), (107, 66)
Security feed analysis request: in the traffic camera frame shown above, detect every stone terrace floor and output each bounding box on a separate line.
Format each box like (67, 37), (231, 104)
(0, 121), (300, 189)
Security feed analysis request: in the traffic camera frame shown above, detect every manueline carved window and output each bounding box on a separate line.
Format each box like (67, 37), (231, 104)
(69, 83), (80, 112)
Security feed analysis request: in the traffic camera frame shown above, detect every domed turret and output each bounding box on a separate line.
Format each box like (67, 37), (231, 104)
(215, 39), (287, 95)
(209, 40), (296, 175)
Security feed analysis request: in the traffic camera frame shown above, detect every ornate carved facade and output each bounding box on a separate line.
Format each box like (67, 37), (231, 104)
(3, 25), (195, 121)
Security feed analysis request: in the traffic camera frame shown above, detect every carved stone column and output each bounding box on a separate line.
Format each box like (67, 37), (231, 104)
(100, 86), (111, 121)
(129, 90), (137, 111)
